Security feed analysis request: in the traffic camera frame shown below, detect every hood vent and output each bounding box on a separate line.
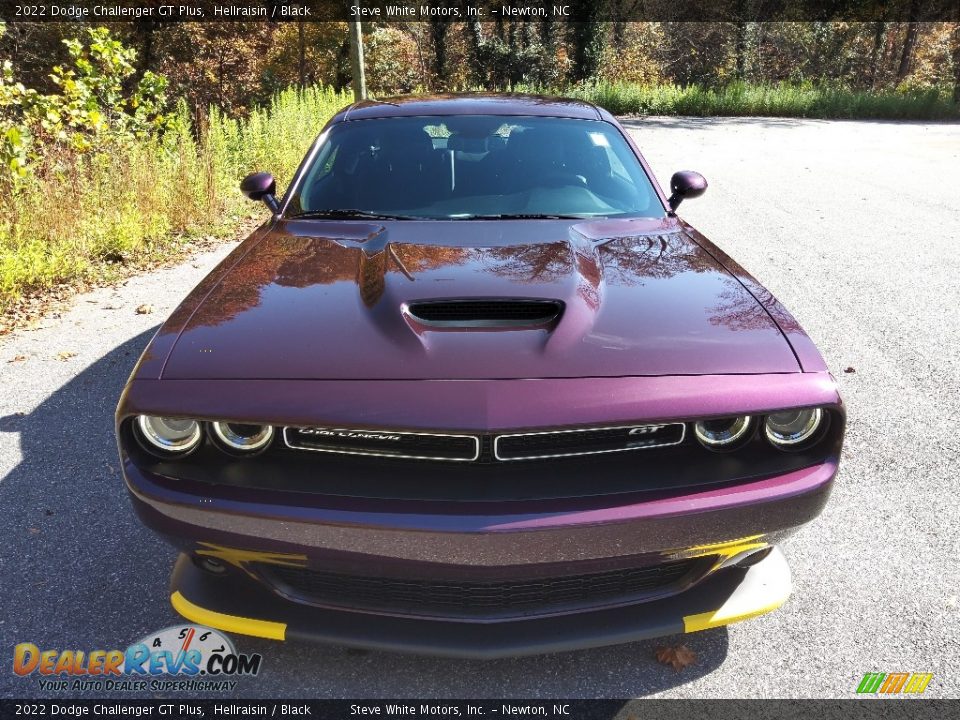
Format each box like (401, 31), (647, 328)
(406, 299), (563, 328)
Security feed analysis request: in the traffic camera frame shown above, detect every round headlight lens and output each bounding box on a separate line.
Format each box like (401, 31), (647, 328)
(694, 416), (752, 449)
(136, 416), (202, 455)
(211, 422), (274, 453)
(765, 408), (823, 447)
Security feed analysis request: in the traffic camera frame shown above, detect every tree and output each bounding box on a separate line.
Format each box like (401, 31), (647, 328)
(429, 20), (448, 88)
(897, 22), (920, 81)
(567, 1), (607, 82)
(952, 22), (960, 103)
(348, 21), (366, 101)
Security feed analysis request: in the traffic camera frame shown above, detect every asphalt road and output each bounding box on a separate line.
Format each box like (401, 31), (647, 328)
(1, 117), (958, 700)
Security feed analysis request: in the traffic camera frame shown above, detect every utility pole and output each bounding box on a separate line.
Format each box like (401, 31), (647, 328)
(349, 21), (367, 102)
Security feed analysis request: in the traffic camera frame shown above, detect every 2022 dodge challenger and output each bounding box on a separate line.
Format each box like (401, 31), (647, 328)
(116, 94), (844, 657)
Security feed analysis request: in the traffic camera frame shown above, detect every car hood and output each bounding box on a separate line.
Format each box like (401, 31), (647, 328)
(156, 218), (800, 380)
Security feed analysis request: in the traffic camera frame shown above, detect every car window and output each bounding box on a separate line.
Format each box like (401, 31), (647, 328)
(289, 115), (664, 219)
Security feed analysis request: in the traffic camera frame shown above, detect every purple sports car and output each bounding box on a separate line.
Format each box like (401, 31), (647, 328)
(116, 94), (844, 657)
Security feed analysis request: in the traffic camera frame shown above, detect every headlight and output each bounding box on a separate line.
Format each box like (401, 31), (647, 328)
(136, 416), (202, 456)
(765, 408), (823, 448)
(211, 422), (274, 453)
(694, 416), (752, 449)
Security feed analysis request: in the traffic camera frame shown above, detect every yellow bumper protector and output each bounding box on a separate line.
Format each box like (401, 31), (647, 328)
(170, 591), (287, 641)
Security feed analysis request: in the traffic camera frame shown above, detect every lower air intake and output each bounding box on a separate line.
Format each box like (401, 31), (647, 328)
(258, 558), (702, 618)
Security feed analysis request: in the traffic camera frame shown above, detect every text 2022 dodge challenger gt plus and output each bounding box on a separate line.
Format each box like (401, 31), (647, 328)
(116, 94), (844, 657)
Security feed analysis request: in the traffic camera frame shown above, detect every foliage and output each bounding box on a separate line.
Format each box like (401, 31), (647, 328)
(0, 84), (349, 311)
(0, 27), (174, 180)
(552, 80), (959, 119)
(4, 21), (956, 114)
(567, 3), (609, 82)
(364, 25), (423, 94)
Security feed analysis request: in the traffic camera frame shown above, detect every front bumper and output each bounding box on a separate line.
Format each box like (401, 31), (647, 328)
(126, 459), (833, 654)
(126, 459), (835, 567)
(169, 547), (792, 658)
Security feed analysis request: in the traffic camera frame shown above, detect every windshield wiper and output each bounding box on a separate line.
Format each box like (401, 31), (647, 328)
(451, 213), (593, 220)
(289, 209), (424, 221)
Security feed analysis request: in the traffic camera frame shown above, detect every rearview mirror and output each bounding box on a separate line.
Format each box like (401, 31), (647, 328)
(668, 171), (708, 211)
(240, 172), (279, 213)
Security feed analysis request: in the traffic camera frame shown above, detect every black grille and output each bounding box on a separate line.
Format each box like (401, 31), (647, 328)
(284, 423), (687, 463)
(407, 299), (562, 327)
(284, 427), (478, 461)
(495, 423), (686, 461)
(258, 559), (700, 618)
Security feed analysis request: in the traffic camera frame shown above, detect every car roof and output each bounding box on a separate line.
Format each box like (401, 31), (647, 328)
(335, 93), (609, 123)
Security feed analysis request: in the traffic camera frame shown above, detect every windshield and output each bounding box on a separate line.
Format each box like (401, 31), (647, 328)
(286, 115), (664, 220)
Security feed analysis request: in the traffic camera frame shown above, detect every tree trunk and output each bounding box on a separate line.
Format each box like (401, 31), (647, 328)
(348, 21), (367, 102)
(466, 21), (484, 86)
(734, 22), (747, 80)
(217, 50), (224, 108)
(140, 23), (154, 76)
(334, 38), (350, 92)
(612, 21), (626, 50)
(869, 22), (887, 88)
(541, 16), (555, 55)
(429, 20), (448, 89)
(567, 0), (606, 83)
(896, 22), (919, 82)
(952, 22), (960, 103)
(297, 22), (306, 89)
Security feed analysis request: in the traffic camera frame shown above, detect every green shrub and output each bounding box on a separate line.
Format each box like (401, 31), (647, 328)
(0, 85), (348, 311)
(539, 80), (959, 120)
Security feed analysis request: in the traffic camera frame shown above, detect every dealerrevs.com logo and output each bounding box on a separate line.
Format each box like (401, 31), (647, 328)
(13, 625), (262, 692)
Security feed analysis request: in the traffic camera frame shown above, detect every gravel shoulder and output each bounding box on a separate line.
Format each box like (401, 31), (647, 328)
(1, 117), (957, 699)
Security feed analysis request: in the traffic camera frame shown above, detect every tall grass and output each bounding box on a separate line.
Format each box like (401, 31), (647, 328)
(0, 86), (349, 312)
(546, 80), (960, 120)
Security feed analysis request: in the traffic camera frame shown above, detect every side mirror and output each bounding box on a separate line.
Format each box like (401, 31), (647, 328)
(240, 172), (279, 214)
(668, 170), (708, 211)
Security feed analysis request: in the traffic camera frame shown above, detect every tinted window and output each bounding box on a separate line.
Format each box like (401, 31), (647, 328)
(288, 115), (664, 219)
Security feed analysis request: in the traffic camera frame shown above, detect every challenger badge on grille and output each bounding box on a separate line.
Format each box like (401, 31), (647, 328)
(283, 427), (480, 461)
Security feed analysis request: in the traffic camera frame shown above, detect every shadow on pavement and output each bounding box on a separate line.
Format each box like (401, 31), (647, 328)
(0, 330), (728, 698)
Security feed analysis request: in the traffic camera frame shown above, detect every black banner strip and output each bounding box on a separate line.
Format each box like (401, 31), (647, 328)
(2, 1), (960, 24)
(1, 700), (959, 720)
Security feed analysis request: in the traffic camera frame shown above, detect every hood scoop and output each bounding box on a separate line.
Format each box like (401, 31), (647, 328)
(405, 299), (564, 329)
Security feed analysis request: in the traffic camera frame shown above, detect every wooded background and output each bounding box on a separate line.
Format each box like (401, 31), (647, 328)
(3, 20), (959, 117)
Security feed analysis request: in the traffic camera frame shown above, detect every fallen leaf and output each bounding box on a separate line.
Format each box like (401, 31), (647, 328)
(56, 351), (77, 361)
(655, 644), (698, 671)
(844, 366), (856, 374)
(7, 355), (27, 363)
(135, 304), (154, 315)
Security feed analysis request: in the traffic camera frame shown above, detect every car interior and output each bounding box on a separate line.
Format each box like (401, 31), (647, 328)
(297, 115), (661, 218)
